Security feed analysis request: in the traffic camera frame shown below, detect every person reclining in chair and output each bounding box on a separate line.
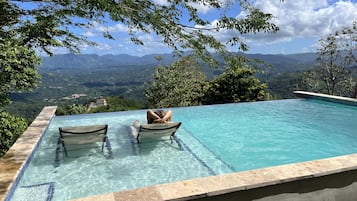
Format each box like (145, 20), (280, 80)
(147, 109), (172, 124)
(133, 109), (172, 129)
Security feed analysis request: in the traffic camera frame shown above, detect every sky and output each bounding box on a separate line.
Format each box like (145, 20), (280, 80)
(51, 0), (357, 56)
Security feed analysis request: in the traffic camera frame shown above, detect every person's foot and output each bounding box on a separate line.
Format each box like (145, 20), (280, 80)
(133, 120), (140, 128)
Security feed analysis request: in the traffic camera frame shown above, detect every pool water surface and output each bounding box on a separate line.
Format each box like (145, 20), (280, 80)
(10, 99), (357, 201)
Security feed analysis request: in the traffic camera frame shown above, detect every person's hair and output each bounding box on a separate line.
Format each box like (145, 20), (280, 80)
(154, 109), (166, 118)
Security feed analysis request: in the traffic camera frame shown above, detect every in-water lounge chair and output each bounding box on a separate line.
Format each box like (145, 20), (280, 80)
(133, 122), (182, 143)
(58, 124), (110, 157)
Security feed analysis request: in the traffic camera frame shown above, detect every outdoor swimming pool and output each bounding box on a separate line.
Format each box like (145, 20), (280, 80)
(8, 98), (357, 201)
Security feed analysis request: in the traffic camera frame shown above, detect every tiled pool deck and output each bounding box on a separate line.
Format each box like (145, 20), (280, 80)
(2, 91), (357, 201)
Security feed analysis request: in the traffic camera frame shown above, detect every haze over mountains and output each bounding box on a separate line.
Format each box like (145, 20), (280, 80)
(40, 52), (317, 74)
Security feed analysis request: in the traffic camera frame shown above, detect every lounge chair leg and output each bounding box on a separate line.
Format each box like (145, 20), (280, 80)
(60, 140), (68, 157)
(63, 146), (68, 157)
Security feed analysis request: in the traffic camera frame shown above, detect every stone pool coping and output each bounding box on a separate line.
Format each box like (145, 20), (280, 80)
(293, 90), (357, 106)
(0, 106), (57, 201)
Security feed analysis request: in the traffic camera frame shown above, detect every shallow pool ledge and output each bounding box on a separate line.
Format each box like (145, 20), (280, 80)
(0, 106), (57, 201)
(294, 91), (357, 106)
(70, 153), (357, 201)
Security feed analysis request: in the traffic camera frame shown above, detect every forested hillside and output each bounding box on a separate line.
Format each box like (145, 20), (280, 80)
(6, 52), (317, 120)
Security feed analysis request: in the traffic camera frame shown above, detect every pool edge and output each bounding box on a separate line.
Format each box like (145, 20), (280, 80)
(293, 91), (357, 106)
(0, 106), (57, 201)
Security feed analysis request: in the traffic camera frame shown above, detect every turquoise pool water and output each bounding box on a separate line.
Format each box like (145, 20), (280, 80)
(10, 99), (357, 201)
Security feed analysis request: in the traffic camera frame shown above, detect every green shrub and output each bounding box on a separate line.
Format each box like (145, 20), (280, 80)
(0, 111), (28, 158)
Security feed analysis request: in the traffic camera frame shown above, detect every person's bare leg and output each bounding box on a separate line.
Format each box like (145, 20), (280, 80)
(162, 110), (172, 122)
(147, 109), (160, 124)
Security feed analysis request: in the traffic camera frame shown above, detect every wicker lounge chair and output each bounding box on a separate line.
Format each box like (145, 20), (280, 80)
(58, 124), (110, 157)
(132, 122), (182, 143)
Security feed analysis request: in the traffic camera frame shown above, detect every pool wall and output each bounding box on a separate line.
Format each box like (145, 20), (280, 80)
(0, 106), (57, 201)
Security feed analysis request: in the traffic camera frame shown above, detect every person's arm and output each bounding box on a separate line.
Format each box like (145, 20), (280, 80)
(161, 110), (172, 122)
(153, 118), (166, 123)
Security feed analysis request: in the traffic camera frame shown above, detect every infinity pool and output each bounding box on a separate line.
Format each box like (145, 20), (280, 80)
(10, 99), (357, 201)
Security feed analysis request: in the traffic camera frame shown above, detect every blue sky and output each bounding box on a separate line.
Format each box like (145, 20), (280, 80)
(48, 0), (357, 56)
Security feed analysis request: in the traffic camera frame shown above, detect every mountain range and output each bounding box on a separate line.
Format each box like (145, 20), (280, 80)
(40, 52), (317, 75)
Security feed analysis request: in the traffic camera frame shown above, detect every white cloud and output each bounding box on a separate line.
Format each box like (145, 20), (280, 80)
(76, 33), (172, 56)
(242, 0), (357, 44)
(83, 31), (97, 37)
(107, 24), (130, 33)
(134, 34), (171, 55)
(95, 43), (112, 50)
(189, 2), (213, 14)
(83, 21), (131, 38)
(153, 0), (169, 6)
(189, 0), (234, 14)
(77, 0), (357, 55)
(201, 0), (357, 53)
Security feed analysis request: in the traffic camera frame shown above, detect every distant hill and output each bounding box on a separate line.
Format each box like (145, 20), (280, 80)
(40, 53), (176, 70)
(40, 52), (317, 75)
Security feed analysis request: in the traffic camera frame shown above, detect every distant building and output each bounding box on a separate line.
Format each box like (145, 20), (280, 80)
(96, 98), (107, 106)
(70, 94), (88, 99)
(88, 98), (108, 109)
(72, 94), (81, 99)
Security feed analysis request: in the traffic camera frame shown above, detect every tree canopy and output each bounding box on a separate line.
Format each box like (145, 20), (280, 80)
(145, 55), (207, 108)
(304, 20), (357, 96)
(145, 55), (267, 107)
(202, 55), (266, 104)
(0, 0), (280, 106)
(2, 0), (279, 60)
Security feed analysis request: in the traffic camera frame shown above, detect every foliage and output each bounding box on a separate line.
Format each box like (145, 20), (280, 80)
(145, 55), (267, 107)
(145, 55), (208, 108)
(0, 111), (28, 158)
(55, 96), (145, 115)
(340, 20), (357, 67)
(0, 38), (41, 107)
(2, 1), (278, 63)
(4, 101), (50, 122)
(56, 104), (88, 115)
(203, 56), (266, 104)
(304, 20), (357, 96)
(266, 72), (308, 99)
(89, 96), (145, 113)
